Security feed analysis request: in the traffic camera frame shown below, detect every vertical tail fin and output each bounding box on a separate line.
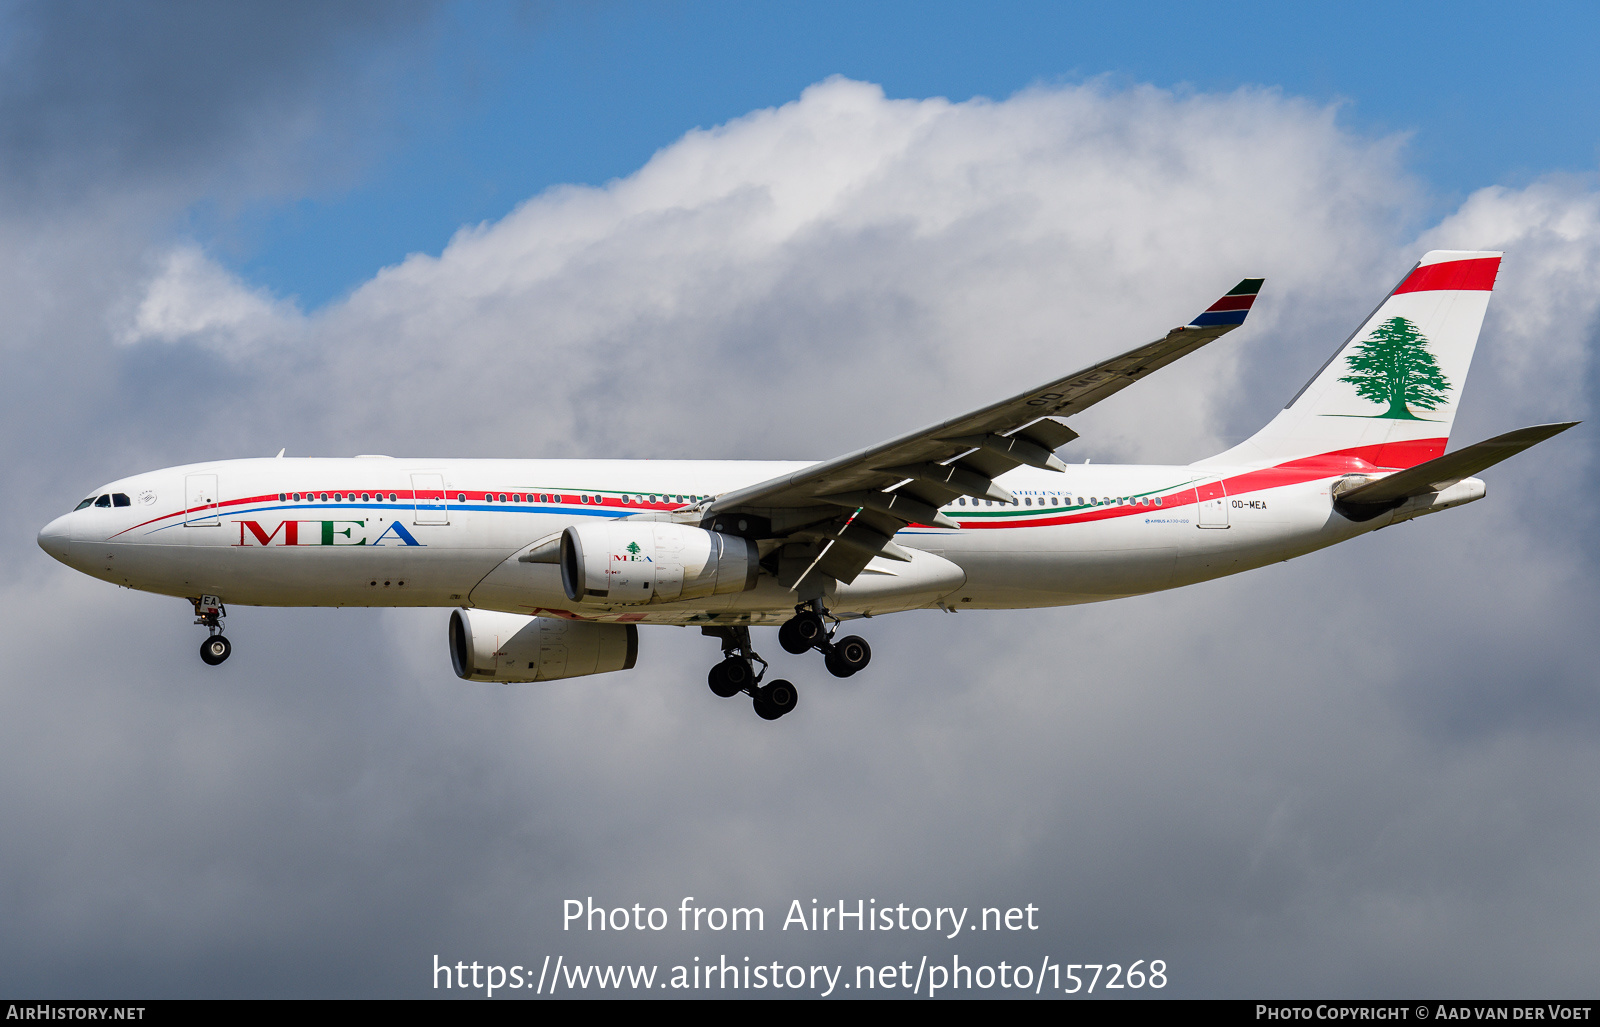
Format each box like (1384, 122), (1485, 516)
(1200, 250), (1502, 470)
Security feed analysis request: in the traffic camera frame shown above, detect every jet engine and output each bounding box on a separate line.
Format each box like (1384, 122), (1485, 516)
(559, 522), (758, 605)
(449, 608), (638, 682)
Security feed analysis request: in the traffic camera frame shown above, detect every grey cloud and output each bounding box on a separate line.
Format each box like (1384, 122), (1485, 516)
(0, 0), (438, 207)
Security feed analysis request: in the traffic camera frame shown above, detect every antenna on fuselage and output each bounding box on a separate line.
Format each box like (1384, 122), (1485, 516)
(275, 448), (285, 458)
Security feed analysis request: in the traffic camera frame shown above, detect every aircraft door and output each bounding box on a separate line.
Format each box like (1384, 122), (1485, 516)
(411, 473), (449, 525)
(1197, 480), (1229, 528)
(185, 474), (220, 526)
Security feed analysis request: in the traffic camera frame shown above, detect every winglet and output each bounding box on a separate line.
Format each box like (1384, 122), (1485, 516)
(1187, 278), (1265, 328)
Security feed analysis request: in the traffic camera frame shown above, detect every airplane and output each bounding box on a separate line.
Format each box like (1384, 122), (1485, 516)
(37, 250), (1577, 721)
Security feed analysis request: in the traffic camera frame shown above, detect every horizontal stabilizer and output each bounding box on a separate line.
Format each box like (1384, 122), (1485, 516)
(1335, 421), (1579, 505)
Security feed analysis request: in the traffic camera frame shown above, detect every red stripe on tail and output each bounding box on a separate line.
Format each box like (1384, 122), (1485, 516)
(1393, 257), (1500, 294)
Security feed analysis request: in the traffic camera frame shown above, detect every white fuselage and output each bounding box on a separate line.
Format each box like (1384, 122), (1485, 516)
(36, 455), (1481, 626)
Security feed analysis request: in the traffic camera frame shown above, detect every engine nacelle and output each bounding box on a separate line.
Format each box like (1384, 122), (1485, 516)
(560, 522), (758, 605)
(449, 608), (638, 682)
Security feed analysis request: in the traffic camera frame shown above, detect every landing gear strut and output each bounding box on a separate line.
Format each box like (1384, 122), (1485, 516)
(779, 600), (872, 678)
(702, 625), (797, 720)
(192, 595), (231, 666)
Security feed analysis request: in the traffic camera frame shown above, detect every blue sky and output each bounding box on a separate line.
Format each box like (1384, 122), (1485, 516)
(214, 0), (1600, 309)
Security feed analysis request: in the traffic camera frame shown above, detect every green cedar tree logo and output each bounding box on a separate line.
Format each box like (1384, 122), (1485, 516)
(626, 541), (641, 556)
(1337, 316), (1452, 419)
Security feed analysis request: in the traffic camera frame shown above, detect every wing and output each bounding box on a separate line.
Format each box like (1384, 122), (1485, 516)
(698, 278), (1266, 596)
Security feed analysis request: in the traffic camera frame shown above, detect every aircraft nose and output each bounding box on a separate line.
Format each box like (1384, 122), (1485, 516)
(37, 515), (71, 563)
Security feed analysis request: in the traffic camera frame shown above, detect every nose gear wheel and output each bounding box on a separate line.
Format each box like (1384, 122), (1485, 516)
(191, 596), (231, 666)
(199, 634), (232, 665)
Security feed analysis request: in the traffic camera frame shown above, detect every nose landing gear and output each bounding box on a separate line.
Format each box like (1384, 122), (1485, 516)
(192, 595), (231, 665)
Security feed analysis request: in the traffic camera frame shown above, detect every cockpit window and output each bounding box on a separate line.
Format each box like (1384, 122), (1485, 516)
(94, 495), (111, 508)
(74, 497), (96, 511)
(112, 493), (131, 507)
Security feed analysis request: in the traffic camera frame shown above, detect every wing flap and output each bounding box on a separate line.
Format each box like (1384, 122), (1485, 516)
(1012, 417), (1080, 451)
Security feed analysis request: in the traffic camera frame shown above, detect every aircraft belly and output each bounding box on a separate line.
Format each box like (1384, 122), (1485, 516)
(469, 554), (569, 614)
(99, 538), (498, 607)
(920, 518), (1186, 601)
(922, 482), (1363, 607)
(469, 545), (966, 623)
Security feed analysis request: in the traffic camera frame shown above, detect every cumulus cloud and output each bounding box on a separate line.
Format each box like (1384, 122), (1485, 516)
(8, 76), (1600, 996)
(118, 246), (299, 350)
(1421, 181), (1600, 422)
(120, 79), (1427, 465)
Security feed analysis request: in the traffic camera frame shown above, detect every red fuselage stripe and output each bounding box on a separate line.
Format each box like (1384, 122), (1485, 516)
(107, 438), (1452, 537)
(945, 437), (1448, 529)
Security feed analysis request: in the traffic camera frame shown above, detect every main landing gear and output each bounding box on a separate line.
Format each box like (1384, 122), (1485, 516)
(778, 602), (871, 678)
(704, 626), (797, 720)
(193, 596), (231, 666)
(703, 603), (873, 722)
